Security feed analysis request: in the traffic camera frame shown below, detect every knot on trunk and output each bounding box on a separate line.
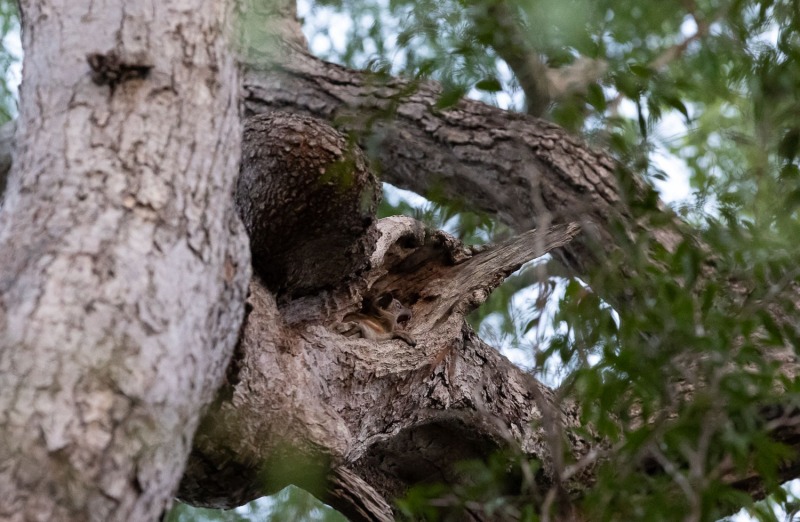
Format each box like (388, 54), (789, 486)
(236, 112), (381, 297)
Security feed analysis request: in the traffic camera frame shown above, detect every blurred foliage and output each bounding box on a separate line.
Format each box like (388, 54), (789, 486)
(5, 0), (800, 518)
(0, 0), (18, 123)
(166, 486), (347, 521)
(305, 0), (800, 520)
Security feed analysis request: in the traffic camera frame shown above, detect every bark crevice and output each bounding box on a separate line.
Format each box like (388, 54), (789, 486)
(178, 214), (584, 519)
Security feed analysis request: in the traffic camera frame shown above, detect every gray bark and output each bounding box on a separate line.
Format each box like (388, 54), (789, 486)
(0, 1), (249, 521)
(1, 1), (799, 520)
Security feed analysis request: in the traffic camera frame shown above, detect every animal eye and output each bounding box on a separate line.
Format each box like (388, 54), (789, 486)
(376, 293), (394, 308)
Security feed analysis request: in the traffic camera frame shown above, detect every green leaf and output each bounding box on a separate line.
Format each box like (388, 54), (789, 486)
(475, 77), (503, 92)
(435, 84), (468, 109)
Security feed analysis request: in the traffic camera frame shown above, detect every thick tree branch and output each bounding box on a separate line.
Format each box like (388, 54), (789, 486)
(178, 217), (587, 519)
(242, 49), (685, 282)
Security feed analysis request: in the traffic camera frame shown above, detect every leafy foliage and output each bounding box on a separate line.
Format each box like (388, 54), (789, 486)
(305, 0), (800, 520)
(166, 486), (347, 522)
(0, 0), (17, 123)
(6, 0), (800, 517)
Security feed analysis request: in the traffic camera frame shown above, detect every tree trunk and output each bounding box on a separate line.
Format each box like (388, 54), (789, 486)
(0, 1), (249, 520)
(2, 1), (800, 521)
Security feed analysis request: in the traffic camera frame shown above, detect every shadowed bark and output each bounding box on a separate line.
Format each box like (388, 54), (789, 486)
(2, 1), (800, 516)
(178, 215), (585, 521)
(237, 112), (381, 296)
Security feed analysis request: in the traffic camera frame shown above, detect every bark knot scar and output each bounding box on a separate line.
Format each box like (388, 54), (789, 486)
(87, 51), (153, 89)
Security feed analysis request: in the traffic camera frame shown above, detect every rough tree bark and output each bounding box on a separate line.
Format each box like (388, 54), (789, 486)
(2, 1), (800, 521)
(182, 25), (800, 522)
(242, 48), (682, 285)
(0, 1), (249, 521)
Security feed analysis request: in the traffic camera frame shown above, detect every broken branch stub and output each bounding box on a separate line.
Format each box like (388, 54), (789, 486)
(179, 215), (582, 518)
(344, 216), (581, 330)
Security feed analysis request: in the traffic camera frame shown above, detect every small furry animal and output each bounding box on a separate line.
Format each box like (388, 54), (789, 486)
(338, 293), (417, 346)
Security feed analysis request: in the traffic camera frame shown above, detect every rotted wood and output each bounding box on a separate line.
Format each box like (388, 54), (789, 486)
(177, 215), (587, 520)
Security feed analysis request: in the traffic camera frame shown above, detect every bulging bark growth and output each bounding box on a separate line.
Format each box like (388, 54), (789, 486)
(236, 112), (381, 296)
